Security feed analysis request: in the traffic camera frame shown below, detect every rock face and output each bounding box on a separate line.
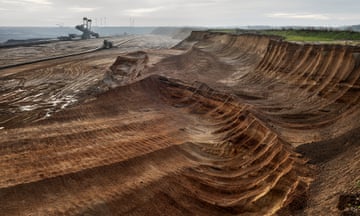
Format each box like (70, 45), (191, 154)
(104, 51), (149, 87)
(0, 32), (359, 215)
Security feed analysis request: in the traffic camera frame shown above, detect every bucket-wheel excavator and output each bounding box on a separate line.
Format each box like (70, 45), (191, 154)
(58, 17), (100, 41)
(76, 17), (99, 39)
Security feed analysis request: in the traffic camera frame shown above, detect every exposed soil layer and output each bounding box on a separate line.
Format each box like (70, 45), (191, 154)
(0, 32), (359, 215)
(338, 193), (360, 215)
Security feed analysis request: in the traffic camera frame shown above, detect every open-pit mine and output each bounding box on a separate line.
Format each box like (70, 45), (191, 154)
(0, 31), (359, 215)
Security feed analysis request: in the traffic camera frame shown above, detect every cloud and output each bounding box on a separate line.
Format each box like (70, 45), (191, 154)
(0, 0), (52, 5)
(267, 12), (330, 20)
(183, 0), (220, 7)
(1, 0), (359, 26)
(123, 7), (164, 17)
(69, 7), (99, 12)
(22, 0), (52, 5)
(0, 0), (52, 12)
(335, 14), (360, 21)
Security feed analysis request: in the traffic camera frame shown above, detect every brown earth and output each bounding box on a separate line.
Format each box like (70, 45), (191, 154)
(0, 32), (359, 215)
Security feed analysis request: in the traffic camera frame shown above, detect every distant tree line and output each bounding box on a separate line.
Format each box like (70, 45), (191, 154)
(276, 26), (356, 33)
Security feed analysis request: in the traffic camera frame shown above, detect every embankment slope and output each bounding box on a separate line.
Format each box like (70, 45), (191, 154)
(0, 32), (359, 215)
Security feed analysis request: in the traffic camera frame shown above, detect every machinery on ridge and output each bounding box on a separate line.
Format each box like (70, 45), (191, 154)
(76, 17), (99, 39)
(58, 17), (100, 41)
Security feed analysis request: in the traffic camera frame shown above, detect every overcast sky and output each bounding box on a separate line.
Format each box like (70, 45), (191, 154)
(0, 0), (359, 27)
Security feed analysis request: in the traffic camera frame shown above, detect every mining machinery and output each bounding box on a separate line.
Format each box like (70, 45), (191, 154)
(76, 17), (100, 39)
(58, 17), (100, 40)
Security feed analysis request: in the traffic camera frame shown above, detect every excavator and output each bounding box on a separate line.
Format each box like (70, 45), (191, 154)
(56, 17), (113, 50)
(76, 17), (99, 39)
(58, 17), (99, 40)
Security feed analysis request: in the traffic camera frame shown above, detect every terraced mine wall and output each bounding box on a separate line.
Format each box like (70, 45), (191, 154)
(0, 32), (359, 215)
(171, 31), (360, 144)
